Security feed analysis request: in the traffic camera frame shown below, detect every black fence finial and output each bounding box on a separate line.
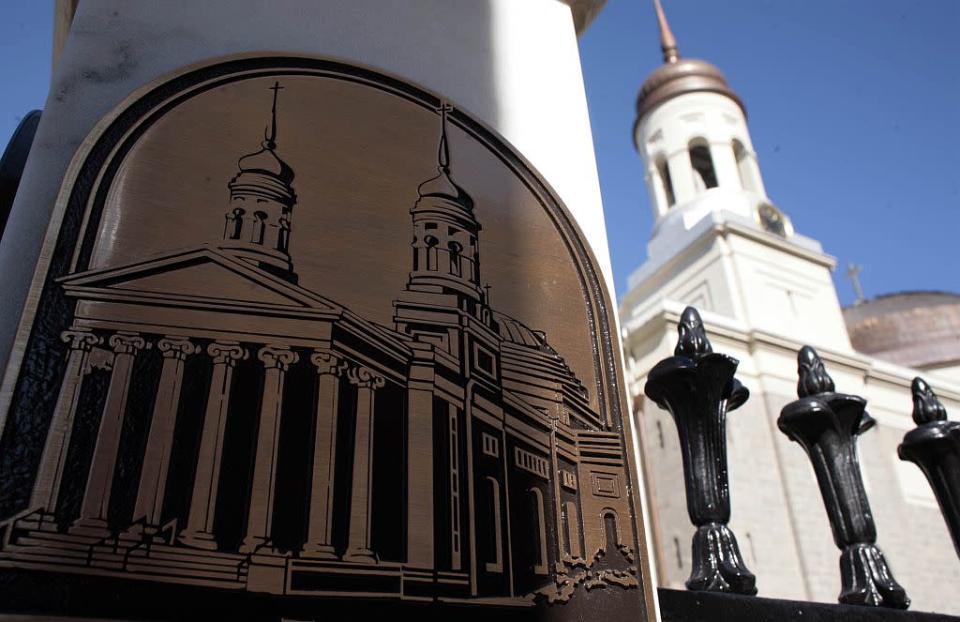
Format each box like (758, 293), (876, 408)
(778, 346), (909, 609)
(644, 306), (756, 595)
(898, 377), (960, 560)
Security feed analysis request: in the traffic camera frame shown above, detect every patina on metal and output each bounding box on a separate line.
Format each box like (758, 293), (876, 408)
(644, 306), (757, 595)
(0, 56), (652, 620)
(898, 377), (960, 560)
(778, 346), (909, 609)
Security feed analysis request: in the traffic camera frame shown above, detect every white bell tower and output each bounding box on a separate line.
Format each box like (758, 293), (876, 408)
(622, 0), (850, 349)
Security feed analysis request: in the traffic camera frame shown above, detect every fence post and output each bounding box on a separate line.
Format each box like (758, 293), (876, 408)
(778, 346), (909, 609)
(898, 376), (960, 559)
(644, 306), (757, 595)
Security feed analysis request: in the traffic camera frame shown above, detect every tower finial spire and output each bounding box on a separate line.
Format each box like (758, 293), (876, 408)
(653, 0), (679, 63)
(265, 81), (284, 149)
(438, 102), (453, 170)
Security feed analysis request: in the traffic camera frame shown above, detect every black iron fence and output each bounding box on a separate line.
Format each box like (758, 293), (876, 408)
(643, 306), (960, 614)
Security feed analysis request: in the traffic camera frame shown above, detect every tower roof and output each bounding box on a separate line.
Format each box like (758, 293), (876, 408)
(636, 0), (745, 120)
(415, 105), (474, 214)
(231, 81), (295, 199)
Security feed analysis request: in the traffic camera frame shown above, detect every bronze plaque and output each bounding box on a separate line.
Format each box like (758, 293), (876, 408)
(0, 56), (653, 620)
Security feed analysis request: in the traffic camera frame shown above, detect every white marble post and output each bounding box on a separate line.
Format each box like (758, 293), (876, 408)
(30, 328), (103, 514)
(133, 336), (198, 527)
(179, 341), (246, 550)
(241, 344), (298, 553)
(74, 332), (147, 535)
(343, 366), (384, 564)
(302, 350), (346, 558)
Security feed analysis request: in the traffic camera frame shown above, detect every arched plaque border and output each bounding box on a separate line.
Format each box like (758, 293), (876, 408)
(0, 53), (656, 620)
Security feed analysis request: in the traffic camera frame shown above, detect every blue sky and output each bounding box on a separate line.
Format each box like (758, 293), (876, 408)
(581, 0), (959, 306)
(0, 2), (957, 306)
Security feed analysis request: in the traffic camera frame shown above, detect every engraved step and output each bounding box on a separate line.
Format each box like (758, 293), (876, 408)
(125, 558), (246, 583)
(130, 548), (244, 568)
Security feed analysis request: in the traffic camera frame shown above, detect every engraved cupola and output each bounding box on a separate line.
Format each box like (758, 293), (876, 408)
(221, 81), (298, 282)
(407, 105), (484, 308)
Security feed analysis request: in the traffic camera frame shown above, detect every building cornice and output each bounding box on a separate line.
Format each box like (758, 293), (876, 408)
(621, 218), (836, 315)
(622, 300), (960, 404)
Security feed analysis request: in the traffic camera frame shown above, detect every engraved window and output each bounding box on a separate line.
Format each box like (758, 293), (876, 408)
(424, 235), (439, 270)
(484, 477), (503, 573)
(602, 509), (620, 552)
(528, 488), (549, 575)
(278, 216), (290, 252)
(482, 432), (499, 458)
(560, 470), (577, 490)
(514, 447), (549, 479)
(476, 347), (494, 375)
(252, 211), (268, 244)
(448, 240), (463, 277)
(227, 207), (245, 239)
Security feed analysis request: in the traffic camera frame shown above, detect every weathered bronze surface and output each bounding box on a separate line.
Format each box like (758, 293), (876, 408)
(0, 57), (652, 619)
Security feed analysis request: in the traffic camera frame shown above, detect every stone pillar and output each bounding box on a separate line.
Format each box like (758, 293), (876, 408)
(302, 350), (346, 558)
(30, 328), (103, 513)
(133, 336), (198, 527)
(343, 365), (384, 564)
(241, 344), (298, 553)
(406, 382), (434, 568)
(74, 332), (147, 535)
(710, 141), (741, 191)
(180, 341), (246, 550)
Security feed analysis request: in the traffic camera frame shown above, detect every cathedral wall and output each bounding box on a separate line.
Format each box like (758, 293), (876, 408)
(724, 233), (852, 350)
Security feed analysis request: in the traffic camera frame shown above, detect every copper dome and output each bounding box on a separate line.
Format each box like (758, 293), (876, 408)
(636, 58), (745, 120)
(844, 291), (960, 371)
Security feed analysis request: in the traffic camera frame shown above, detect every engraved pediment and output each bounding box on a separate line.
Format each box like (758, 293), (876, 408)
(58, 246), (342, 313)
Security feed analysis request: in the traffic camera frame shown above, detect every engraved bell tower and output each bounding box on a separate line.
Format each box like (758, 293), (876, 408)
(407, 105), (485, 311)
(220, 81), (298, 282)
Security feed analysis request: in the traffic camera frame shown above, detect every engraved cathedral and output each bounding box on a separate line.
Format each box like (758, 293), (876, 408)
(0, 83), (638, 603)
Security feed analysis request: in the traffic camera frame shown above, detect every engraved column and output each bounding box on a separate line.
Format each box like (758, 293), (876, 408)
(180, 341), (246, 550)
(344, 366), (384, 564)
(241, 344), (298, 552)
(302, 350), (346, 558)
(30, 328), (102, 514)
(74, 332), (147, 535)
(133, 336), (198, 527)
(406, 378), (435, 569)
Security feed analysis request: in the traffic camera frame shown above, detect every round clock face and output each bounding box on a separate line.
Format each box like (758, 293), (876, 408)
(757, 203), (787, 237)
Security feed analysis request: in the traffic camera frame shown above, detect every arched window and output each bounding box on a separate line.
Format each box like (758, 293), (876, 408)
(226, 207), (245, 240)
(277, 216), (291, 252)
(655, 154), (676, 208)
(252, 211), (268, 244)
(689, 139), (718, 191)
(448, 240), (463, 277)
(528, 488), (549, 575)
(733, 139), (756, 192)
(601, 509), (620, 553)
(424, 235), (439, 271)
(484, 477), (503, 573)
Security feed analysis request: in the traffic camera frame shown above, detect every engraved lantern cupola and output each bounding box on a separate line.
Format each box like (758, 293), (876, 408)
(221, 81), (297, 282)
(408, 105), (484, 311)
